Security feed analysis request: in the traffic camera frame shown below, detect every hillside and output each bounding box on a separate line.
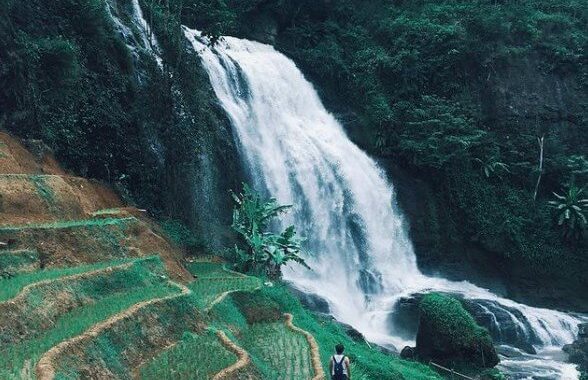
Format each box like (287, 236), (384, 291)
(0, 132), (441, 379)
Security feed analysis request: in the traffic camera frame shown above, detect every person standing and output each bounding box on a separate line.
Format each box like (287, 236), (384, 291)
(329, 344), (351, 380)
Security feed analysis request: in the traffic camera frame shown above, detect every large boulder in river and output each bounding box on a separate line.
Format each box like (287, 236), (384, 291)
(416, 293), (500, 369)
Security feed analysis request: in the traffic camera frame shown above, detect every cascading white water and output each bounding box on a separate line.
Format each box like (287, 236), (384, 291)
(105, 0), (162, 68)
(130, 0), (163, 68)
(184, 27), (584, 379)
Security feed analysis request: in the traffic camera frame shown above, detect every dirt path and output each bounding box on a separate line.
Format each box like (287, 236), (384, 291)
(284, 313), (325, 380)
(213, 330), (251, 380)
(0, 262), (134, 307)
(35, 281), (191, 380)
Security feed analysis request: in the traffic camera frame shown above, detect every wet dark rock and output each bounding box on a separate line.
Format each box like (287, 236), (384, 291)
(563, 323), (588, 372)
(496, 345), (527, 359)
(579, 324), (588, 338)
(376, 344), (399, 355)
(461, 299), (539, 354)
(287, 287), (330, 314)
(337, 321), (366, 343)
(387, 294), (424, 341)
(400, 346), (416, 360)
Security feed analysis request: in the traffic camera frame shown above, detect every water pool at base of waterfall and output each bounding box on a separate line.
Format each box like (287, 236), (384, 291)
(184, 27), (584, 379)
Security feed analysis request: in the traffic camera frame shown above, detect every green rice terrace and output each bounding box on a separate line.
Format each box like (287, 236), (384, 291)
(0, 256), (441, 380)
(0, 132), (443, 379)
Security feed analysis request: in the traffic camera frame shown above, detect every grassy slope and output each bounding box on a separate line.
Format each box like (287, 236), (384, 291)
(1, 284), (177, 378)
(135, 261), (440, 380)
(240, 321), (314, 380)
(0, 249), (39, 277)
(1, 259), (439, 379)
(259, 285), (441, 380)
(209, 286), (440, 380)
(187, 261), (262, 307)
(0, 259), (132, 301)
(140, 330), (237, 379)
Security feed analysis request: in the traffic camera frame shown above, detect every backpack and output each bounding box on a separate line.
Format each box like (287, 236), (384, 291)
(333, 355), (346, 378)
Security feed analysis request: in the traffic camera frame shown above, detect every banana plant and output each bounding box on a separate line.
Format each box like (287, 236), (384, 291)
(230, 184), (309, 278)
(548, 186), (588, 239)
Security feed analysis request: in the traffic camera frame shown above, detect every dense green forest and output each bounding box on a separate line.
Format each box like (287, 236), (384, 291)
(1, 0), (587, 308)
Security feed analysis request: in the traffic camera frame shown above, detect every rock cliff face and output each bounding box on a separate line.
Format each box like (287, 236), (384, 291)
(481, 55), (584, 135)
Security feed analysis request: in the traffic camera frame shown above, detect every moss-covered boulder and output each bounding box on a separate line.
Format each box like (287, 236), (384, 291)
(416, 293), (499, 369)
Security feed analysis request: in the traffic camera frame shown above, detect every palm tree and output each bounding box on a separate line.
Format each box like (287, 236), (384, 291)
(548, 186), (588, 239)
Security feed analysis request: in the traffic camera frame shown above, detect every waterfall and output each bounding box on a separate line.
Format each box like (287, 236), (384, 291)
(184, 28), (584, 379)
(130, 0), (163, 68)
(104, 0), (162, 68)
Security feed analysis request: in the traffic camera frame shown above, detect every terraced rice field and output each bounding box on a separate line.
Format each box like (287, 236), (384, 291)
(1, 284), (177, 379)
(0, 249), (39, 277)
(241, 321), (315, 380)
(0, 257), (169, 344)
(0, 216), (138, 232)
(0, 257), (178, 379)
(187, 262), (262, 308)
(0, 259), (132, 301)
(140, 330), (237, 380)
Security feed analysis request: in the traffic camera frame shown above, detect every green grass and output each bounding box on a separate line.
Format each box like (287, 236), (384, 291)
(187, 262), (261, 308)
(213, 286), (441, 380)
(0, 249), (39, 277)
(90, 208), (123, 216)
(0, 217), (137, 232)
(186, 261), (230, 278)
(0, 257), (439, 380)
(189, 276), (261, 307)
(419, 293), (489, 348)
(0, 257), (169, 345)
(30, 174), (57, 213)
(52, 293), (201, 380)
(0, 258), (134, 302)
(417, 293), (497, 370)
(241, 322), (314, 380)
(140, 330), (237, 380)
(0, 283), (178, 379)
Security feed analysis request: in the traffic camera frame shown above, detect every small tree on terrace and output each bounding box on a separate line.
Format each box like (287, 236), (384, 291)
(230, 184), (309, 278)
